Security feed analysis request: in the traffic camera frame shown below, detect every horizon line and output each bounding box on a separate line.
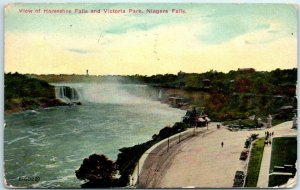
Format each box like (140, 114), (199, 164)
(5, 67), (298, 77)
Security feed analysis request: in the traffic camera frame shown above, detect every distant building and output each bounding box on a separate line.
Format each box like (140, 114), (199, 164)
(237, 68), (256, 73)
(86, 70), (89, 76)
(182, 107), (211, 127)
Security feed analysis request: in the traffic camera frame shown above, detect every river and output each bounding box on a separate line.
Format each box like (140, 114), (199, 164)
(4, 83), (185, 188)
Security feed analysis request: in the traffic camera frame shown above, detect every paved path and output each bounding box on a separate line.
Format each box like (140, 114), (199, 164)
(130, 127), (196, 186)
(137, 121), (296, 188)
(257, 121), (297, 187)
(137, 126), (218, 188)
(156, 124), (251, 188)
(138, 123), (253, 188)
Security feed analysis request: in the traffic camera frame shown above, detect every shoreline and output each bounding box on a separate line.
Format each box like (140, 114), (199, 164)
(130, 125), (218, 187)
(130, 127), (194, 187)
(4, 99), (69, 115)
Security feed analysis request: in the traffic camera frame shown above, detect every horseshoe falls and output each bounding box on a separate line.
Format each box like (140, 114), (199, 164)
(4, 83), (185, 188)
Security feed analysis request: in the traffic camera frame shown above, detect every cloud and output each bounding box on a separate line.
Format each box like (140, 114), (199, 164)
(66, 48), (91, 54)
(256, 24), (270, 30)
(268, 30), (279, 34)
(4, 4), (297, 75)
(197, 4), (296, 44)
(105, 22), (164, 34)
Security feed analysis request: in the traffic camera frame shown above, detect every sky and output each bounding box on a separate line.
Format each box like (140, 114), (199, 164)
(4, 3), (298, 75)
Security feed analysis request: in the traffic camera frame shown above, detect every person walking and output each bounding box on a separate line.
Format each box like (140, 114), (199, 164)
(221, 141), (224, 148)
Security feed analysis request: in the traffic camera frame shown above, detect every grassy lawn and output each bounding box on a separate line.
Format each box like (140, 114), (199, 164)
(244, 138), (265, 187)
(268, 137), (297, 187)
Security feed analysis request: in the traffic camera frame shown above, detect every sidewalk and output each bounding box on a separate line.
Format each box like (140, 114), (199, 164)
(130, 127), (204, 187)
(135, 121), (295, 188)
(256, 142), (272, 187)
(135, 125), (218, 188)
(256, 122), (297, 188)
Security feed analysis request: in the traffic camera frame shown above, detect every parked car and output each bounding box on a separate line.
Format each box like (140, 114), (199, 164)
(234, 171), (245, 179)
(233, 171), (245, 187)
(239, 150), (249, 160)
(232, 180), (244, 187)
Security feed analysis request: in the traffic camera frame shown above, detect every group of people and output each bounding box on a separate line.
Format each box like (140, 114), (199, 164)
(264, 131), (274, 146)
(264, 140), (272, 146)
(265, 131), (274, 138)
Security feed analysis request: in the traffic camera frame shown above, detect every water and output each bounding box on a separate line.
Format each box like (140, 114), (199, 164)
(4, 83), (185, 188)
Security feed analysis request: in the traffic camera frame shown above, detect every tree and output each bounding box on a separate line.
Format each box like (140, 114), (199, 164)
(75, 154), (117, 187)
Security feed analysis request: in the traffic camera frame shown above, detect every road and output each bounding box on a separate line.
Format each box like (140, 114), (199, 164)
(137, 126), (217, 188)
(137, 121), (296, 188)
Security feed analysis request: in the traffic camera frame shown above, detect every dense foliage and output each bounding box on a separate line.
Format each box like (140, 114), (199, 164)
(5, 72), (55, 99)
(75, 154), (118, 188)
(30, 68), (297, 97)
(31, 68), (297, 121)
(5, 73), (64, 112)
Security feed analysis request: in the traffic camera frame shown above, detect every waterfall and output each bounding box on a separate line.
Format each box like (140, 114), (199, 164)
(54, 86), (80, 104)
(53, 83), (161, 105)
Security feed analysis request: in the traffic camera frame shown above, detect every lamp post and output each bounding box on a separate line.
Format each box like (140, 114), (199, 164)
(167, 137), (170, 152)
(137, 158), (139, 185)
(137, 144), (140, 185)
(194, 115), (198, 136)
(206, 121), (208, 130)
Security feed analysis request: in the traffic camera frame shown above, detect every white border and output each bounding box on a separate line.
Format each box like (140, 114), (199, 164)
(1, 1), (299, 190)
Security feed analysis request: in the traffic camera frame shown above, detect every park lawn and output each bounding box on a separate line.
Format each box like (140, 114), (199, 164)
(244, 138), (265, 187)
(268, 137), (297, 187)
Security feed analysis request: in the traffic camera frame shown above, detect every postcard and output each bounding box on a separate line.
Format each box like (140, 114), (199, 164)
(4, 3), (297, 188)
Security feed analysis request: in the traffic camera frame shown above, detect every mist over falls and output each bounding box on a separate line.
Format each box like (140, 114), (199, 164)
(54, 83), (161, 105)
(5, 82), (184, 188)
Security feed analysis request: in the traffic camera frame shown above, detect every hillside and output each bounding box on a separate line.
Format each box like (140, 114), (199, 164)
(5, 73), (65, 113)
(30, 68), (297, 121)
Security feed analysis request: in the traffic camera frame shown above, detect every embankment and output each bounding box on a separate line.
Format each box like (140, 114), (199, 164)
(135, 125), (218, 188)
(5, 73), (66, 113)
